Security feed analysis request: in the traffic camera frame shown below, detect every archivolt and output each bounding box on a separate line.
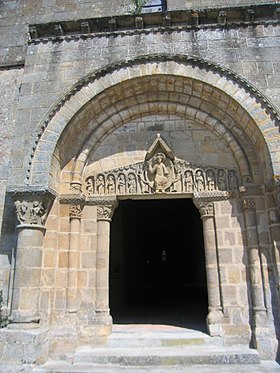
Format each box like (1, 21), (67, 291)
(28, 55), (280, 189)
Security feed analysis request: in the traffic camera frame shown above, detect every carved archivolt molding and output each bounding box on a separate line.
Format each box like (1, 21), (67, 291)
(85, 135), (239, 198)
(26, 54), (279, 185)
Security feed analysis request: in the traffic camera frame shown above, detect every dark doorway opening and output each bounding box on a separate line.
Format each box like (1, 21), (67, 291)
(109, 199), (208, 331)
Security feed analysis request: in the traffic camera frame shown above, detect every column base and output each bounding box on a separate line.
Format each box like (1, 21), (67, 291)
(9, 310), (40, 324)
(207, 309), (224, 337)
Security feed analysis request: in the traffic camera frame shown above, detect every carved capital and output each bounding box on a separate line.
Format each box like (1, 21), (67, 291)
(69, 204), (83, 219)
(97, 206), (114, 221)
(13, 192), (54, 227)
(193, 199), (214, 218)
(95, 198), (118, 222)
(242, 197), (256, 211)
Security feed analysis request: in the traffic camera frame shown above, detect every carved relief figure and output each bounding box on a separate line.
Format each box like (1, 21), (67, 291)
(83, 136), (239, 196)
(228, 170), (238, 190)
(86, 177), (94, 196)
(96, 174), (105, 195)
(106, 174), (115, 194)
(148, 152), (169, 193)
(206, 169), (215, 191)
(15, 200), (29, 224)
(217, 169), (226, 191)
(184, 170), (193, 192)
(30, 201), (46, 225)
(127, 173), (137, 194)
(195, 170), (205, 192)
(117, 173), (126, 194)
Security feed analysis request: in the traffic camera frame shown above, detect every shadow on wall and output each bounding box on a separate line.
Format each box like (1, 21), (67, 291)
(0, 192), (17, 314)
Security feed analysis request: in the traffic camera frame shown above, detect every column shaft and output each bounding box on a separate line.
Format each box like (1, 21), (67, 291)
(67, 216), (81, 311)
(243, 205), (266, 313)
(12, 225), (45, 322)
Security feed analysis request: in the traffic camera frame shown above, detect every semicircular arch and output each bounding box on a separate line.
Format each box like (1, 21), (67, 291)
(28, 56), (280, 190)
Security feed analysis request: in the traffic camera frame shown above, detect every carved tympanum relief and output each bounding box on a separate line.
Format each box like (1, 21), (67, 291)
(84, 134), (239, 197)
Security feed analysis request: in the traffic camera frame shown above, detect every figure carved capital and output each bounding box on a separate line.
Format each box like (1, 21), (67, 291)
(97, 205), (114, 221)
(14, 192), (54, 226)
(69, 204), (83, 219)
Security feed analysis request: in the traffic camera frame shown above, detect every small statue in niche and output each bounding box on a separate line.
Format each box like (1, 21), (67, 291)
(117, 173), (126, 194)
(217, 169), (226, 191)
(107, 174), (115, 194)
(86, 177), (94, 196)
(127, 173), (137, 194)
(206, 169), (216, 191)
(228, 170), (238, 190)
(96, 174), (105, 195)
(184, 170), (194, 192)
(148, 152), (169, 193)
(195, 170), (205, 192)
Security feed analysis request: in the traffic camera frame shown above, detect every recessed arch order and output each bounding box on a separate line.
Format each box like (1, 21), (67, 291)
(28, 54), (280, 191)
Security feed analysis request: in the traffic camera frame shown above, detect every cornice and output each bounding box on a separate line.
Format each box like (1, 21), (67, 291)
(28, 3), (280, 42)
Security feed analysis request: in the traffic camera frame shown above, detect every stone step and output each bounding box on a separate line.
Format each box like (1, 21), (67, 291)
(72, 344), (260, 366)
(108, 329), (211, 348)
(32, 361), (280, 373)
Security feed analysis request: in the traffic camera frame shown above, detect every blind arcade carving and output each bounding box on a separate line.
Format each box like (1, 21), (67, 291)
(84, 135), (239, 197)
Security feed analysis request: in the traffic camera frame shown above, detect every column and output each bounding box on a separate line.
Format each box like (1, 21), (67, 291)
(194, 198), (223, 335)
(67, 203), (83, 311)
(11, 192), (53, 323)
(242, 198), (266, 317)
(94, 199), (118, 328)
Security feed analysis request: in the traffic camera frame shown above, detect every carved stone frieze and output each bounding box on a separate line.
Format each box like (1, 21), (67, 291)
(85, 135), (239, 198)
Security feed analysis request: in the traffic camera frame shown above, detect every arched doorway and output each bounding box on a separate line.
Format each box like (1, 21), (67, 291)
(110, 198), (208, 331)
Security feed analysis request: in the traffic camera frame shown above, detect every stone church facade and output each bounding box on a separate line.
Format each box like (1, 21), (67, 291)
(0, 0), (280, 366)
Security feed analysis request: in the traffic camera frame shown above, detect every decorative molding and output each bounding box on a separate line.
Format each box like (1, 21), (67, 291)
(25, 54), (280, 185)
(193, 191), (230, 202)
(59, 194), (86, 204)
